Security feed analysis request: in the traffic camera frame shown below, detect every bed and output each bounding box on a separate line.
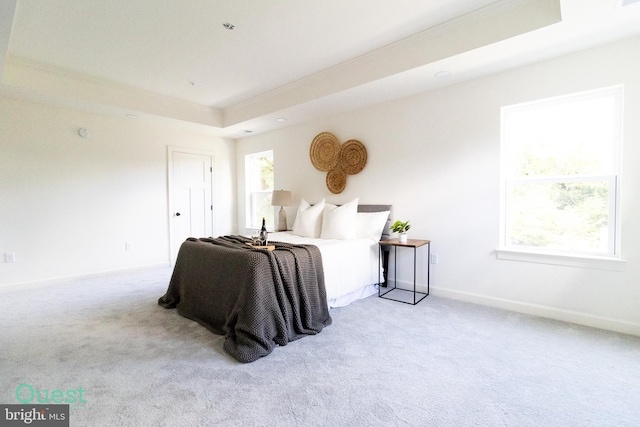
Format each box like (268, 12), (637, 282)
(159, 202), (391, 363)
(269, 203), (392, 307)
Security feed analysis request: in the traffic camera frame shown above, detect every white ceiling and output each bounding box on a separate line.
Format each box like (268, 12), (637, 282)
(2, 0), (640, 137)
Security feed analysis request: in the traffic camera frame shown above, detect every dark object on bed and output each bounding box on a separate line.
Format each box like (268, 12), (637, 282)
(158, 235), (331, 363)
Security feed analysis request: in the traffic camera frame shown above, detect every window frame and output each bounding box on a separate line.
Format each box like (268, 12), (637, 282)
(498, 86), (624, 266)
(244, 150), (274, 230)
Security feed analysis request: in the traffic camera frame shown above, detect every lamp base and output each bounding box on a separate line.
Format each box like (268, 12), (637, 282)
(277, 206), (288, 231)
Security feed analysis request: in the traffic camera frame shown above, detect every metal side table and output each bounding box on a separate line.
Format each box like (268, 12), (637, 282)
(378, 238), (430, 305)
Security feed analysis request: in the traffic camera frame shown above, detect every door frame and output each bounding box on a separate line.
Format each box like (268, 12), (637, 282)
(167, 146), (215, 264)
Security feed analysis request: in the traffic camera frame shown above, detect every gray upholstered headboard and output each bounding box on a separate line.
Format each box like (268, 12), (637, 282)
(357, 204), (392, 241)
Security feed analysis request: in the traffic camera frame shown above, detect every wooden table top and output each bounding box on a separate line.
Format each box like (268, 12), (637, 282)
(379, 238), (430, 248)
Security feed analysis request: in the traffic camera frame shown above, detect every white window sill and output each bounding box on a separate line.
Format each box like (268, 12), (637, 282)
(495, 248), (626, 270)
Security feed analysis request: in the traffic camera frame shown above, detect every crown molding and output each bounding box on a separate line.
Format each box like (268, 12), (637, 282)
(223, 0), (561, 127)
(2, 55), (224, 129)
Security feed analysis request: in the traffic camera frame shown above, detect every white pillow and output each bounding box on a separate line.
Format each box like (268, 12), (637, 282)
(356, 211), (391, 240)
(320, 198), (359, 240)
(292, 199), (325, 238)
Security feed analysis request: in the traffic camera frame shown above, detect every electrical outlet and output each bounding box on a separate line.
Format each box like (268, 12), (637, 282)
(5, 252), (16, 263)
(430, 253), (439, 264)
(125, 243), (133, 251)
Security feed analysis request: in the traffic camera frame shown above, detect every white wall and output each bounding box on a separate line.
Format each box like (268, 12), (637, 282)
(236, 36), (640, 335)
(0, 97), (236, 286)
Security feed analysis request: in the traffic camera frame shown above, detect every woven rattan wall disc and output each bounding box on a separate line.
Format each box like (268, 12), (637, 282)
(338, 139), (367, 175)
(326, 168), (347, 194)
(310, 132), (340, 171)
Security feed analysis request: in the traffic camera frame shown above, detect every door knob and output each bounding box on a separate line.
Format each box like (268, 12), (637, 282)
(175, 212), (181, 217)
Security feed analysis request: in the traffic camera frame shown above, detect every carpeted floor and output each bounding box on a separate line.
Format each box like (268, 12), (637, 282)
(1, 266), (639, 426)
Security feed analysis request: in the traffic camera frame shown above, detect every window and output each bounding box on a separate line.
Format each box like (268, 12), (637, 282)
(500, 86), (623, 259)
(245, 150), (274, 229)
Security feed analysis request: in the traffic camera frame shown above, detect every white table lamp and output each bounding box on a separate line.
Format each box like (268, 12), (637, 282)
(271, 190), (292, 231)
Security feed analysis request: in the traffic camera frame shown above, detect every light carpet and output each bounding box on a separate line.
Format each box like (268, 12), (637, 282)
(1, 266), (639, 426)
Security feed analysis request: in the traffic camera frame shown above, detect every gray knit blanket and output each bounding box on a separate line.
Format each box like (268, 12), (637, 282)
(158, 235), (331, 363)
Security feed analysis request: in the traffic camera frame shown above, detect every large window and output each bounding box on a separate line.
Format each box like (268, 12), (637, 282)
(500, 86), (623, 258)
(245, 150), (274, 229)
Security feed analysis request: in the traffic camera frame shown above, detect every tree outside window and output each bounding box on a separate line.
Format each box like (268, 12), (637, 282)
(501, 86), (622, 257)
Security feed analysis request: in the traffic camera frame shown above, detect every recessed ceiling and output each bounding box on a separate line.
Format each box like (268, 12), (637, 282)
(6, 0), (497, 107)
(1, 0), (640, 137)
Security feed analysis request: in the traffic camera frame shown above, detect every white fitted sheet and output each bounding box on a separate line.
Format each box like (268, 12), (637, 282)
(268, 232), (381, 307)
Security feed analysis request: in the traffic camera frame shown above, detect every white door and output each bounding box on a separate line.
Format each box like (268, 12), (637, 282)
(170, 150), (213, 263)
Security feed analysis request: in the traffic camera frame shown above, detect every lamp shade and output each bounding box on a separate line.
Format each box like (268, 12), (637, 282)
(271, 190), (292, 206)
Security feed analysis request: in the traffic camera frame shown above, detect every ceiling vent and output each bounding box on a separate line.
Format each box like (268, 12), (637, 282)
(620, 0), (640, 6)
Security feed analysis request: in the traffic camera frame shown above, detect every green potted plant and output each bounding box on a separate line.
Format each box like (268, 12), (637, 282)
(390, 220), (411, 243)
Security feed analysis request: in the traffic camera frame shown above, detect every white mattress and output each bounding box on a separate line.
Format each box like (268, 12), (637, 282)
(268, 232), (381, 307)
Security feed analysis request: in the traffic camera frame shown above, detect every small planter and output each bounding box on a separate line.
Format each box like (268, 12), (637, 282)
(390, 220), (411, 244)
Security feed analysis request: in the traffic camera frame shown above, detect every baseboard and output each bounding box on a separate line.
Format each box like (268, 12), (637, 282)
(0, 262), (171, 291)
(430, 286), (640, 337)
(394, 279), (640, 336)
